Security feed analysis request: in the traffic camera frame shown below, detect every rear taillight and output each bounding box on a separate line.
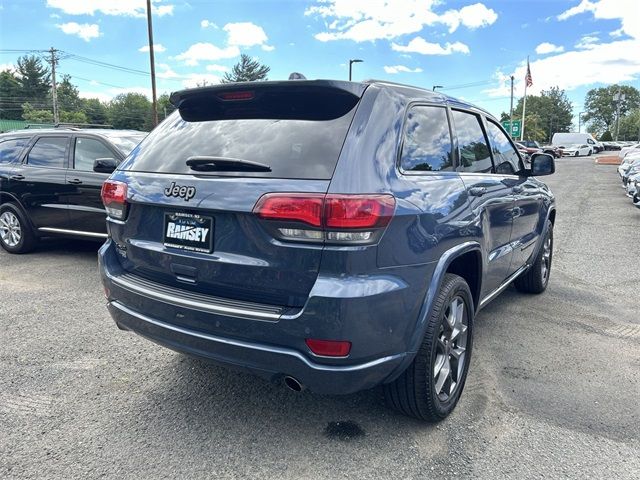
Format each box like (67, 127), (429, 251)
(101, 180), (128, 220)
(252, 193), (395, 244)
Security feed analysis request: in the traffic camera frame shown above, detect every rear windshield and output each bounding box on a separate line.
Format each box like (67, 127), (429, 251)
(120, 106), (357, 179)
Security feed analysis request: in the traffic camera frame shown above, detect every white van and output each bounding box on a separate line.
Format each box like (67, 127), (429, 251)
(552, 132), (603, 152)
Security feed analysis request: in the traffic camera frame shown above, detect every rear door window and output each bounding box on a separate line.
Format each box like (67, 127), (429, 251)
(400, 106), (453, 173)
(485, 120), (522, 174)
(26, 137), (69, 168)
(451, 110), (493, 173)
(74, 137), (116, 171)
(0, 137), (29, 163)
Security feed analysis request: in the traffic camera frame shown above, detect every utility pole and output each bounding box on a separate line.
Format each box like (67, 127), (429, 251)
(348, 59), (363, 81)
(613, 87), (625, 141)
(49, 47), (59, 124)
(146, 0), (158, 127)
(509, 75), (514, 139)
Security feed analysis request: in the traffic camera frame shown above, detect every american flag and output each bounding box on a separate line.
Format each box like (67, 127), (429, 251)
(525, 58), (533, 88)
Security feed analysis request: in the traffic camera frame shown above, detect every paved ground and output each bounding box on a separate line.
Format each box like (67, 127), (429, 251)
(1, 155), (639, 479)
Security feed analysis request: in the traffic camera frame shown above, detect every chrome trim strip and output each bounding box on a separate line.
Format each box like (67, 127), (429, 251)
(111, 300), (404, 372)
(478, 264), (528, 310)
(38, 227), (107, 239)
(109, 271), (282, 321)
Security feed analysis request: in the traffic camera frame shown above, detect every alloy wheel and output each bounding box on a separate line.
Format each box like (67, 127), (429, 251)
(0, 211), (22, 247)
(433, 296), (468, 401)
(541, 232), (552, 283)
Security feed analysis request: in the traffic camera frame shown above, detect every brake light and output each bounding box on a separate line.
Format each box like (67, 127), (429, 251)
(305, 339), (351, 357)
(218, 91), (255, 101)
(101, 180), (128, 220)
(252, 193), (395, 244)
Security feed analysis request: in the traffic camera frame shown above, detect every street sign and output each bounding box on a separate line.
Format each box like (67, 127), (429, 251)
(501, 120), (521, 138)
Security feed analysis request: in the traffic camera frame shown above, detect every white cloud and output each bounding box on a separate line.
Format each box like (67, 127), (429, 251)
(201, 19), (218, 29)
(223, 22), (269, 47)
(138, 44), (166, 53)
(46, 0), (174, 18)
(174, 42), (240, 66)
(79, 90), (113, 102)
(56, 22), (101, 41)
(181, 73), (221, 88)
(384, 65), (423, 74)
(557, 0), (638, 40)
(305, 0), (497, 42)
(535, 42), (564, 55)
(391, 37), (470, 55)
(261, 44), (275, 52)
(156, 63), (179, 79)
(575, 35), (599, 49)
(205, 64), (229, 72)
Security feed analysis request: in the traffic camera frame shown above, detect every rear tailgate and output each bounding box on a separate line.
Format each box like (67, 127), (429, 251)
(108, 81), (366, 308)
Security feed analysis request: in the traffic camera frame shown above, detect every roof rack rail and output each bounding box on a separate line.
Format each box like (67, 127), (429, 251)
(53, 122), (114, 129)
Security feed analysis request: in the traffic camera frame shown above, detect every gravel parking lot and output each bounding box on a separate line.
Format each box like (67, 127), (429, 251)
(1, 155), (639, 479)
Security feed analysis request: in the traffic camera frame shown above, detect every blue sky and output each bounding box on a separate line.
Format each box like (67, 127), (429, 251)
(1, 0), (639, 125)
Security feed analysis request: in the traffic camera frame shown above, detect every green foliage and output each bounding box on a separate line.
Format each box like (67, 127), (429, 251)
(583, 85), (640, 134)
(501, 86), (573, 142)
(56, 75), (83, 113)
(0, 69), (23, 120)
(22, 102), (54, 123)
(157, 93), (176, 121)
(16, 55), (51, 105)
(599, 130), (613, 141)
(617, 109), (640, 141)
(82, 98), (109, 125)
(222, 54), (270, 83)
(108, 93), (152, 130)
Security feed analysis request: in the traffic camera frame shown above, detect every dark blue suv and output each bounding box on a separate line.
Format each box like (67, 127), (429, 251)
(99, 80), (556, 421)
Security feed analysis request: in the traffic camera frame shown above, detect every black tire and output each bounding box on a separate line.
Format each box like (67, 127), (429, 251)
(0, 203), (37, 254)
(384, 273), (474, 421)
(514, 219), (553, 294)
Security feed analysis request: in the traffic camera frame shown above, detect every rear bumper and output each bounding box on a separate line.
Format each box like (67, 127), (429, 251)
(99, 240), (425, 394)
(108, 300), (406, 394)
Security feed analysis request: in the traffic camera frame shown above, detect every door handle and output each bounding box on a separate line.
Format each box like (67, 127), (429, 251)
(10, 174), (25, 180)
(512, 185), (524, 194)
(468, 187), (487, 197)
(67, 178), (83, 185)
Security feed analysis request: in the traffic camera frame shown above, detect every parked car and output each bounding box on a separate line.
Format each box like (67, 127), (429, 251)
(98, 80), (556, 421)
(619, 143), (640, 159)
(517, 140), (561, 158)
(602, 141), (621, 151)
(551, 132), (602, 152)
(0, 128), (146, 253)
(626, 172), (640, 197)
(561, 144), (593, 156)
(633, 180), (640, 208)
(618, 152), (640, 178)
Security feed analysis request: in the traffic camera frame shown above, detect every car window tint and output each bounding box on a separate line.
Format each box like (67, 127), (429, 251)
(452, 110), (492, 173)
(485, 120), (521, 174)
(400, 106), (453, 173)
(26, 137), (68, 168)
(0, 137), (29, 163)
(74, 137), (115, 171)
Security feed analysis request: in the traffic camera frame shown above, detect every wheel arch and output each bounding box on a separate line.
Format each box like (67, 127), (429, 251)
(0, 193), (38, 236)
(383, 241), (483, 384)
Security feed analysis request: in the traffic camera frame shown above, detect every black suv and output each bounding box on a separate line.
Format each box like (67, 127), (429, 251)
(0, 128), (146, 253)
(99, 80), (556, 421)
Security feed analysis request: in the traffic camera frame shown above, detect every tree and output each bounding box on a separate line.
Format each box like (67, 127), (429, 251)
(16, 55), (51, 106)
(0, 69), (23, 120)
(221, 54), (270, 83)
(21, 102), (53, 123)
(157, 93), (176, 121)
(599, 130), (613, 141)
(501, 86), (573, 142)
(82, 98), (109, 125)
(56, 75), (83, 113)
(618, 108), (640, 141)
(583, 85), (640, 135)
(108, 93), (152, 130)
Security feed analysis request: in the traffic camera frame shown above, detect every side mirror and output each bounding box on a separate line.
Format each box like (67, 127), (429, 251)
(529, 153), (555, 176)
(93, 158), (117, 174)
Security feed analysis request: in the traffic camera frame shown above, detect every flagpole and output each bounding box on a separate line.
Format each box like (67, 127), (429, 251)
(520, 56), (529, 141)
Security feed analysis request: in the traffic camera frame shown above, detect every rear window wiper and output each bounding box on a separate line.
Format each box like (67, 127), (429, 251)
(186, 156), (271, 172)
